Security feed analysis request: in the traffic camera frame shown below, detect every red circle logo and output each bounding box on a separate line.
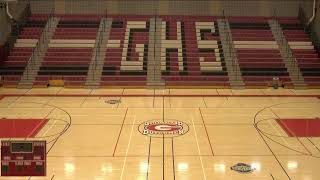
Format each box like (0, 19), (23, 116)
(147, 124), (182, 132)
(139, 120), (189, 138)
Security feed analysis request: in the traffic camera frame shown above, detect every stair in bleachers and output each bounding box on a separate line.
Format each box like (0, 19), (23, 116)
(217, 19), (244, 89)
(147, 18), (165, 88)
(269, 19), (307, 89)
(229, 17), (292, 88)
(278, 18), (320, 88)
(17, 16), (60, 89)
(85, 18), (112, 88)
(3, 15), (318, 89)
(0, 14), (49, 88)
(34, 15), (102, 88)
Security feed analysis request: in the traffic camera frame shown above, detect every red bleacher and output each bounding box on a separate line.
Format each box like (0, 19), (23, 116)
(230, 17), (292, 87)
(1, 14), (48, 87)
(2, 15), (319, 88)
(280, 17), (320, 87)
(101, 16), (150, 87)
(34, 15), (101, 87)
(160, 16), (229, 87)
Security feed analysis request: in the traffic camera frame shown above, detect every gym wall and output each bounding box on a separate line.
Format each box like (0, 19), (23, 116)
(30, 0), (301, 17)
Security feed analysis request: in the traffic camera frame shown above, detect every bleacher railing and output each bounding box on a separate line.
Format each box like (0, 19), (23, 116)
(222, 13), (241, 81)
(90, 17), (107, 81)
(152, 15), (157, 84)
(90, 16), (107, 80)
(25, 13), (54, 81)
(6, 2), (31, 52)
(273, 20), (303, 81)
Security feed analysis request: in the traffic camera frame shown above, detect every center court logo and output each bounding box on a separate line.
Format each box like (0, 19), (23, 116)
(139, 120), (189, 138)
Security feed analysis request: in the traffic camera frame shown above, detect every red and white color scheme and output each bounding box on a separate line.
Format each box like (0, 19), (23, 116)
(276, 118), (320, 137)
(139, 120), (189, 138)
(101, 16), (150, 86)
(0, 118), (48, 138)
(34, 15), (102, 87)
(1, 14), (49, 87)
(1, 141), (46, 176)
(160, 16), (229, 86)
(229, 17), (292, 87)
(279, 17), (320, 87)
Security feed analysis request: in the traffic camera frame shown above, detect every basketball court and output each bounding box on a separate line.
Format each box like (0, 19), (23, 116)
(0, 87), (320, 180)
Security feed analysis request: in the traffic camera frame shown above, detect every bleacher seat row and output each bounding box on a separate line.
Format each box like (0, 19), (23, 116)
(0, 15), (47, 87)
(35, 18), (100, 87)
(1, 15), (319, 88)
(160, 17), (229, 86)
(280, 20), (320, 87)
(229, 19), (292, 87)
(101, 19), (150, 86)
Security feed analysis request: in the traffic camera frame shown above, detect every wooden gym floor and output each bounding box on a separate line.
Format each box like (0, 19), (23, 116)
(0, 87), (320, 180)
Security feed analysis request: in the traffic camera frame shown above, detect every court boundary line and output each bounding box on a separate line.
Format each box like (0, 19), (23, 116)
(202, 97), (208, 108)
(112, 108), (128, 156)
(79, 89), (93, 107)
(307, 138), (320, 153)
(40, 119), (57, 138)
(38, 108), (57, 138)
(117, 89), (125, 108)
(270, 173), (275, 180)
(199, 108), (215, 156)
(255, 128), (292, 180)
(119, 115), (136, 180)
(47, 154), (308, 158)
(171, 138), (176, 180)
(1, 94), (320, 98)
(269, 108), (313, 155)
(162, 95), (165, 180)
(252, 102), (312, 180)
(152, 89), (155, 108)
(27, 119), (49, 138)
(0, 92), (318, 179)
(146, 137), (152, 180)
(191, 116), (207, 180)
(162, 135), (165, 180)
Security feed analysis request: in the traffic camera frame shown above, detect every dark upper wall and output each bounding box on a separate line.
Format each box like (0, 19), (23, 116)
(30, 0), (301, 17)
(0, 1), (28, 45)
(0, 7), (11, 45)
(300, 0), (320, 45)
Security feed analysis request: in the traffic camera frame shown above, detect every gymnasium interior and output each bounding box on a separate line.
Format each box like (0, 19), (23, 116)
(0, 0), (320, 179)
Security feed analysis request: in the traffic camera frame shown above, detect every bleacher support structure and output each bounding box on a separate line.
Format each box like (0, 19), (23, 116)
(85, 18), (112, 88)
(147, 18), (165, 88)
(269, 19), (307, 89)
(217, 19), (244, 89)
(2, 14), (320, 89)
(18, 16), (60, 89)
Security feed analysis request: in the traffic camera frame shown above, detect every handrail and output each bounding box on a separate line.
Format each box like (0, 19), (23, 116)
(222, 16), (240, 81)
(91, 17), (107, 81)
(274, 20), (302, 81)
(25, 13), (54, 80)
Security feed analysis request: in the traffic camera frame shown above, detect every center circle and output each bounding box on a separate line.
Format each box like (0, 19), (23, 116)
(138, 120), (189, 138)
